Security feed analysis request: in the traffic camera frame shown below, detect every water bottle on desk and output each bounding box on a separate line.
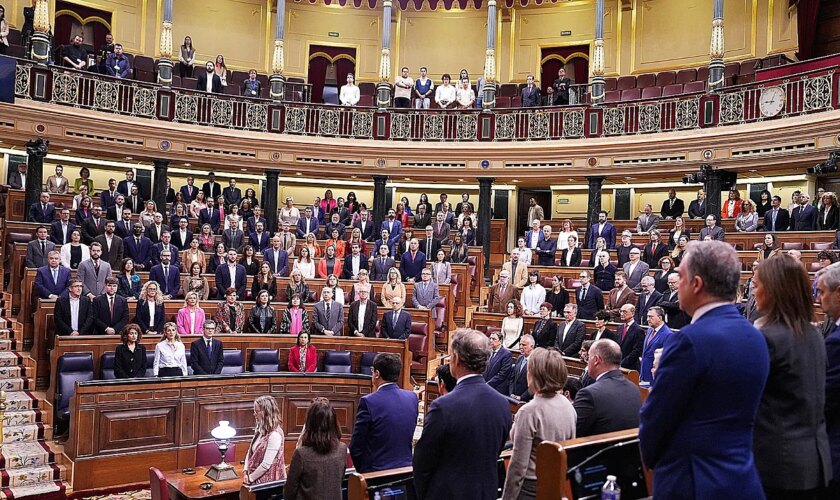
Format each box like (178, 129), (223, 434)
(601, 475), (621, 500)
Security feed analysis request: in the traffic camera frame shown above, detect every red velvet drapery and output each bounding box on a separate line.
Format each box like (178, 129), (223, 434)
(54, 0), (112, 50)
(794, 0), (821, 60)
(307, 45), (357, 104)
(539, 45), (590, 94)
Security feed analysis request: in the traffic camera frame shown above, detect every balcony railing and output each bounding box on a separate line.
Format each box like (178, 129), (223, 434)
(10, 59), (839, 142)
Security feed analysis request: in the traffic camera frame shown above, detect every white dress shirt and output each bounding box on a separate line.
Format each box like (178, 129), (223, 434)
(153, 340), (187, 376)
(340, 84), (360, 105)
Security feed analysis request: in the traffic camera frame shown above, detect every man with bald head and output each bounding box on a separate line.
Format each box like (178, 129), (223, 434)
(640, 241), (769, 499)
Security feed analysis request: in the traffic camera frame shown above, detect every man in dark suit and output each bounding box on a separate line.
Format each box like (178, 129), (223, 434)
(50, 209), (76, 245)
(574, 339), (641, 437)
(189, 321), (224, 374)
(148, 250), (181, 299)
(249, 222), (270, 253)
(222, 179), (241, 208)
(223, 224), (245, 252)
(107, 197), (128, 224)
(484, 331), (513, 395)
(324, 213), (346, 240)
(535, 226), (557, 266)
(151, 231), (180, 268)
(196, 62), (223, 93)
(296, 207), (319, 238)
(555, 303), (586, 357)
(615, 304), (644, 370)
(201, 172), (222, 200)
(25, 226), (56, 269)
(313, 288), (344, 336)
(816, 263), (840, 494)
(635, 276), (662, 326)
(587, 211), (617, 249)
(7, 162), (27, 189)
(342, 243), (368, 280)
(642, 230), (669, 268)
(640, 241), (769, 499)
(687, 188), (707, 219)
(100, 178), (119, 210)
(381, 209), (403, 241)
(660, 189), (685, 219)
(381, 297), (411, 340)
(171, 218), (193, 251)
(399, 239), (426, 282)
(113, 208), (134, 240)
(412, 204), (431, 229)
(520, 75), (541, 107)
(116, 170), (139, 198)
(35, 252), (71, 299)
(349, 289), (378, 337)
(549, 67), (572, 105)
(454, 194), (475, 219)
(418, 226), (441, 260)
(352, 210), (375, 241)
(80, 206), (107, 245)
(790, 194), (818, 231)
(124, 224), (154, 270)
(28, 192), (55, 224)
(214, 250), (247, 299)
(54, 280), (94, 336)
(144, 213), (170, 245)
(350, 353), (419, 473)
(91, 278), (129, 335)
(575, 270), (604, 320)
(658, 273), (690, 330)
(198, 200), (221, 233)
(699, 214), (726, 241)
(509, 335), (534, 401)
(263, 237), (289, 277)
(639, 306), (672, 384)
(414, 329), (512, 500)
(763, 195), (790, 232)
(246, 207), (266, 235)
(179, 177), (199, 204)
(124, 185), (143, 214)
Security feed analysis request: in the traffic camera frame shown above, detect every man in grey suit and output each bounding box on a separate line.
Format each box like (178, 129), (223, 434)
(93, 221), (124, 270)
(370, 243), (395, 281)
(77, 242), (112, 299)
(635, 204), (661, 234)
(7, 163), (26, 189)
(573, 339), (641, 437)
(223, 225), (244, 251)
(622, 247), (650, 291)
(313, 287), (344, 336)
(25, 226), (56, 269)
(412, 269), (441, 320)
(699, 214), (726, 241)
(431, 212), (451, 244)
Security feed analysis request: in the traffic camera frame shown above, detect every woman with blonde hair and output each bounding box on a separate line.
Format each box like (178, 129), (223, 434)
(353, 269), (372, 301)
(381, 267), (406, 307)
(136, 281), (166, 336)
(735, 199), (758, 232)
(502, 348), (575, 499)
(244, 395), (286, 485)
(303, 233), (321, 258)
(153, 322), (187, 377)
(176, 291), (205, 336)
(286, 269), (310, 303)
(347, 227), (367, 255)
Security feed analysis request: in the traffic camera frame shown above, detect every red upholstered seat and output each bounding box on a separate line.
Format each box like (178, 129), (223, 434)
(636, 73), (656, 88)
(696, 66), (710, 84)
(616, 76), (636, 90)
(358, 95), (374, 107)
(641, 87), (662, 99)
(359, 82), (376, 96)
(683, 81), (706, 93)
(498, 83), (517, 97)
(810, 262), (826, 273)
(811, 242), (834, 250)
(782, 242), (804, 250)
(496, 96), (512, 108)
(408, 333), (427, 372)
(675, 68), (697, 84)
(723, 63), (739, 86)
(604, 90), (621, 103)
(604, 78), (617, 91)
(150, 467), (169, 500)
(620, 88), (641, 101)
(662, 84), (683, 97)
(655, 71), (676, 87)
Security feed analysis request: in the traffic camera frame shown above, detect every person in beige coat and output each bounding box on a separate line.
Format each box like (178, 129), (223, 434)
(502, 250), (529, 288)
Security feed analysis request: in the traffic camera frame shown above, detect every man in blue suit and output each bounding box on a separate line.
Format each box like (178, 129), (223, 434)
(198, 200), (222, 233)
(263, 237), (289, 277)
(817, 263), (840, 494)
(483, 331), (513, 395)
(149, 250), (181, 299)
(179, 177), (199, 204)
(124, 224), (154, 270)
(246, 207), (266, 235)
(381, 209), (403, 240)
(399, 239), (426, 282)
(575, 270), (604, 320)
(350, 353), (419, 473)
(296, 207), (319, 238)
(28, 192), (55, 224)
(790, 194), (818, 231)
(587, 211), (617, 249)
(34, 252), (71, 299)
(535, 225), (558, 266)
(381, 297), (411, 340)
(249, 221), (270, 253)
(189, 321), (224, 375)
(100, 178), (119, 209)
(414, 329), (512, 500)
(524, 219), (543, 250)
(215, 250), (247, 299)
(639, 306), (671, 384)
(151, 231), (180, 268)
(640, 241), (769, 499)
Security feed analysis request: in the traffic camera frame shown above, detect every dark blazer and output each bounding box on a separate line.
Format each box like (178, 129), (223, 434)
(418, 238), (441, 261)
(349, 300), (378, 337)
(81, 216), (106, 244)
(91, 293), (129, 335)
(198, 207), (221, 232)
(135, 300), (166, 333)
(179, 184), (199, 204)
(94, 234), (124, 269)
(214, 263), (247, 299)
(369, 256), (395, 281)
(558, 247), (581, 267)
(658, 290), (690, 330)
(262, 247), (289, 277)
(196, 72), (222, 93)
(201, 181), (222, 200)
(353, 219), (377, 241)
(642, 243), (669, 268)
(818, 205), (840, 231)
(790, 204), (818, 231)
(687, 198), (707, 219)
(575, 284), (604, 320)
(825, 323), (840, 484)
(520, 85), (541, 107)
(413, 375), (512, 500)
(54, 295), (94, 336)
(660, 198), (685, 218)
(381, 309), (411, 340)
(753, 322), (831, 491)
(296, 217), (319, 238)
(249, 231), (270, 253)
(145, 224), (170, 244)
(171, 229), (194, 251)
(28, 202), (55, 223)
(763, 207), (790, 232)
(555, 320), (586, 357)
(530, 318), (557, 348)
(246, 216), (266, 235)
(189, 337), (224, 375)
(509, 355), (532, 401)
(222, 186), (241, 207)
(151, 243), (180, 268)
(350, 384), (419, 473)
(8, 170), (25, 189)
(247, 305), (277, 334)
(640, 324), (672, 383)
(149, 264), (181, 298)
(536, 237), (558, 266)
(50, 221), (76, 245)
(400, 251), (427, 282)
(124, 195), (144, 214)
(35, 265), (71, 299)
(124, 236), (154, 269)
(635, 290), (663, 325)
(484, 347), (513, 395)
(114, 217), (133, 238)
(342, 253), (369, 280)
(100, 190), (120, 209)
(25, 239), (56, 268)
(615, 321), (645, 371)
(639, 304), (769, 499)
(587, 222), (616, 249)
(221, 229), (244, 252)
(573, 369), (641, 437)
(117, 180), (141, 198)
(114, 343), (147, 378)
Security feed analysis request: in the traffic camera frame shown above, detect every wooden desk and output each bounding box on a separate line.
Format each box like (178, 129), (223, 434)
(167, 465), (243, 500)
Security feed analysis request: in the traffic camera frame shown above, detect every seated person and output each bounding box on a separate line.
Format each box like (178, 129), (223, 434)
(289, 332), (317, 372)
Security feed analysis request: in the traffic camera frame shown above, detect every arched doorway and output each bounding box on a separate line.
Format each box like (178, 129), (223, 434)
(307, 45), (357, 104)
(54, 0), (112, 53)
(540, 45), (589, 103)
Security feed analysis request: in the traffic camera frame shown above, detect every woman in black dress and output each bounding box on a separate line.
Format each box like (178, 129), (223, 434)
(114, 324), (147, 378)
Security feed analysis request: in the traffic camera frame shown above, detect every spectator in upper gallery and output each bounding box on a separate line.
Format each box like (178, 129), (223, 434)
(105, 44), (132, 79)
(735, 199), (759, 232)
(527, 198), (545, 226)
(660, 189), (685, 219)
(643, 229), (669, 268)
(177, 36), (196, 78)
(455, 78), (475, 109)
(536, 225), (558, 266)
(819, 191), (840, 231)
(241, 69), (262, 98)
(721, 189), (743, 219)
(340, 73), (360, 106)
(62, 34), (88, 70)
(520, 74), (542, 107)
(96, 32), (115, 73)
(46, 164), (68, 194)
(699, 214), (726, 241)
(687, 188), (707, 219)
(413, 66), (434, 109)
(213, 55), (228, 86)
(393, 67), (414, 109)
(196, 61), (222, 93)
(636, 204), (661, 234)
(548, 67), (572, 105)
(756, 189), (773, 219)
(791, 193), (818, 231)
(587, 211), (616, 249)
(7, 162), (26, 189)
(434, 74), (456, 109)
(434, 193), (451, 214)
(29, 192), (55, 224)
(222, 179), (242, 209)
(759, 196), (786, 233)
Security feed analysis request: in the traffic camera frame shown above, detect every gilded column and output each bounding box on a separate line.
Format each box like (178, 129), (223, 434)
(481, 0), (498, 109)
(30, 0), (51, 65)
(270, 0), (286, 101)
(376, 0), (393, 109)
(590, 0), (606, 105)
(708, 0), (725, 90)
(157, 0), (174, 86)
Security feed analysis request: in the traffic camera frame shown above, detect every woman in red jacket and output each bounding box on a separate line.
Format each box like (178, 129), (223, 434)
(288, 332), (317, 373)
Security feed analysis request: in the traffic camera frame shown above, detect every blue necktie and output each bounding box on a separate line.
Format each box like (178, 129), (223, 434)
(206, 340), (212, 357)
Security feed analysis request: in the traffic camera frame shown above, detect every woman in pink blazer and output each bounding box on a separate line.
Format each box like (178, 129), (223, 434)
(288, 332), (317, 373)
(176, 291), (206, 336)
